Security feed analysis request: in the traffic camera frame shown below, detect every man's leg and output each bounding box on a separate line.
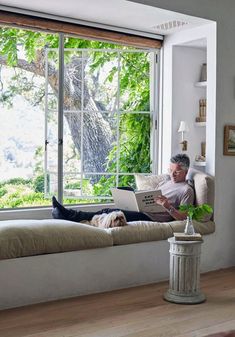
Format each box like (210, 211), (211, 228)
(52, 196), (152, 223)
(52, 196), (100, 222)
(117, 210), (152, 222)
(96, 208), (152, 221)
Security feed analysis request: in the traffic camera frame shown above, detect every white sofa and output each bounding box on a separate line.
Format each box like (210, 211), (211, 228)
(0, 169), (215, 310)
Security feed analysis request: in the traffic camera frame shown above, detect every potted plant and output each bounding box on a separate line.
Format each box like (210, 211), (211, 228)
(179, 204), (213, 235)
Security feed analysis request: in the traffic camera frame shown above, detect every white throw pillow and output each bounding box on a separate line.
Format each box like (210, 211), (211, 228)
(135, 173), (170, 191)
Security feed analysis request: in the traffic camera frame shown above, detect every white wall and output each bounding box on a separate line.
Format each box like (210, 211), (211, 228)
(133, 0), (235, 268)
(161, 22), (216, 175)
(172, 46), (206, 167)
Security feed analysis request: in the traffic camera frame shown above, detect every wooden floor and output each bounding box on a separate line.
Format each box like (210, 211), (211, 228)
(0, 268), (235, 337)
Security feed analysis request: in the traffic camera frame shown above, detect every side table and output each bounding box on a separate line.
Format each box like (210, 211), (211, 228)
(164, 237), (206, 304)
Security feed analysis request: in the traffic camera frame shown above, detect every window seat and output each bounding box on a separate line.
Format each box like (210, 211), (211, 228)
(0, 218), (215, 261)
(0, 168), (216, 310)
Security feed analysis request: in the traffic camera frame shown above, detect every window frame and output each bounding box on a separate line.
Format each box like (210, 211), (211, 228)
(48, 33), (161, 203)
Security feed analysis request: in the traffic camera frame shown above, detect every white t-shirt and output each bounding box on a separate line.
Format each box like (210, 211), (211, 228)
(145, 180), (195, 222)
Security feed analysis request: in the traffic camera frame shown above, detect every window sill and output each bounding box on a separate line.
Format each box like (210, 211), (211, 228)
(0, 203), (115, 221)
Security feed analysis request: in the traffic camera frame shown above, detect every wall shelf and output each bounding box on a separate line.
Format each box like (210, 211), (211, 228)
(195, 122), (206, 127)
(194, 161), (206, 167)
(195, 81), (207, 88)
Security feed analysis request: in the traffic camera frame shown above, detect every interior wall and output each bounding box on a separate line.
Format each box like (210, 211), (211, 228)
(172, 46), (206, 168)
(133, 0), (235, 268)
(161, 23), (216, 175)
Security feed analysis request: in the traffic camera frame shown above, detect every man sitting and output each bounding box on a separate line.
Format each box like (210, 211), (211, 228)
(52, 154), (194, 223)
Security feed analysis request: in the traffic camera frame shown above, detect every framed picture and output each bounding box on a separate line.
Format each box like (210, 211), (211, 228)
(224, 125), (235, 155)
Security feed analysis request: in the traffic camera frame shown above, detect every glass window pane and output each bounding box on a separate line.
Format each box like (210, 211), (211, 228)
(63, 173), (82, 201)
(89, 174), (116, 198)
(118, 175), (136, 189)
(46, 108), (58, 197)
(63, 50), (83, 112)
(84, 51), (118, 111)
(63, 174), (115, 203)
(83, 112), (117, 173)
(0, 27), (58, 208)
(118, 113), (151, 173)
(63, 112), (81, 175)
(119, 52), (150, 112)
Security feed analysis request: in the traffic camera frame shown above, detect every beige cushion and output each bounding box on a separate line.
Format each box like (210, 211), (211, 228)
(187, 168), (214, 207)
(0, 219), (113, 260)
(187, 168), (214, 221)
(109, 219), (215, 246)
(135, 173), (170, 190)
(109, 221), (173, 245)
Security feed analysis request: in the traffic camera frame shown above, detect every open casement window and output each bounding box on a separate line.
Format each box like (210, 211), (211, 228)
(45, 44), (160, 204)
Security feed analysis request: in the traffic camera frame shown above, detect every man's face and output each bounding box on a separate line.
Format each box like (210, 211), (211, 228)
(168, 163), (187, 183)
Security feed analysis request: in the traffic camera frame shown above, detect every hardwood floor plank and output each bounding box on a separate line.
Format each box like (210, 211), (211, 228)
(0, 267), (234, 337)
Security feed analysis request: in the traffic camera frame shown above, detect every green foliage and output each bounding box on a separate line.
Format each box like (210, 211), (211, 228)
(1, 177), (31, 186)
(65, 182), (81, 190)
(0, 187), (7, 198)
(179, 204), (213, 221)
(33, 174), (50, 193)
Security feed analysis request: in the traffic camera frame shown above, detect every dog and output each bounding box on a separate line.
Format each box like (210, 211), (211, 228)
(90, 211), (127, 228)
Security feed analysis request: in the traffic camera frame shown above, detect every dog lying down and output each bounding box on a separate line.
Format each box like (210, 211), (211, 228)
(89, 211), (127, 228)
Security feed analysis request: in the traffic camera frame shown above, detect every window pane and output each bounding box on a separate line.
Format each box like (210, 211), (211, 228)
(90, 174), (116, 198)
(83, 112), (117, 173)
(119, 52), (150, 111)
(118, 113), (151, 173)
(45, 108), (58, 197)
(118, 175), (136, 189)
(63, 112), (81, 175)
(63, 50), (82, 112)
(63, 174), (115, 203)
(84, 51), (118, 111)
(63, 173), (82, 201)
(0, 27), (59, 208)
(46, 50), (59, 112)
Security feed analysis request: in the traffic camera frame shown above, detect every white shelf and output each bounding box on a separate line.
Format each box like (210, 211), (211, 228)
(195, 81), (207, 88)
(195, 122), (206, 127)
(194, 161), (206, 167)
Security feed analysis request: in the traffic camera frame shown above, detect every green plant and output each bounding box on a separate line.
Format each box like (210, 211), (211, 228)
(179, 204), (213, 221)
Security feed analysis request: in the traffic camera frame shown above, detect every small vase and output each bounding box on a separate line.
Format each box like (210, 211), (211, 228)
(184, 216), (195, 235)
(200, 63), (207, 82)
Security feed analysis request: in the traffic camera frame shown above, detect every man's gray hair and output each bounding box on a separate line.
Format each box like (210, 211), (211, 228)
(170, 154), (190, 170)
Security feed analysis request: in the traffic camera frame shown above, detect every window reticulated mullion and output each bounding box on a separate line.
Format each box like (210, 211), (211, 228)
(44, 49), (49, 197)
(116, 51), (121, 188)
(58, 33), (64, 203)
(80, 50), (84, 197)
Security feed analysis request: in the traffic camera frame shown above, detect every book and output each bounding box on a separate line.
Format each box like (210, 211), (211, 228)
(111, 188), (165, 213)
(174, 232), (202, 241)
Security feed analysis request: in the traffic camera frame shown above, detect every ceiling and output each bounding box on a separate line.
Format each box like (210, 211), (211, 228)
(0, 0), (212, 37)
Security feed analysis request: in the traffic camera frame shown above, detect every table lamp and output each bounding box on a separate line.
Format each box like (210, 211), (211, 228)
(178, 121), (189, 151)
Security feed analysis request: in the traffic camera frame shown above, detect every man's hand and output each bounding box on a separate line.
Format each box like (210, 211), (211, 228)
(154, 195), (171, 210)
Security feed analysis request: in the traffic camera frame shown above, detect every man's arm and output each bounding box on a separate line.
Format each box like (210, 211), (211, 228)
(154, 195), (187, 220)
(154, 186), (195, 221)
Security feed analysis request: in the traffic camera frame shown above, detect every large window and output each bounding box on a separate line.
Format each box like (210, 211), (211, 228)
(0, 26), (160, 208)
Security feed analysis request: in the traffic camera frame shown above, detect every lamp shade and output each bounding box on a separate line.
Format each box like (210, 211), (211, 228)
(178, 121), (189, 133)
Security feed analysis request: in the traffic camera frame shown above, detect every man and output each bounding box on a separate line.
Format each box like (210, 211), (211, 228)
(52, 154), (194, 223)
